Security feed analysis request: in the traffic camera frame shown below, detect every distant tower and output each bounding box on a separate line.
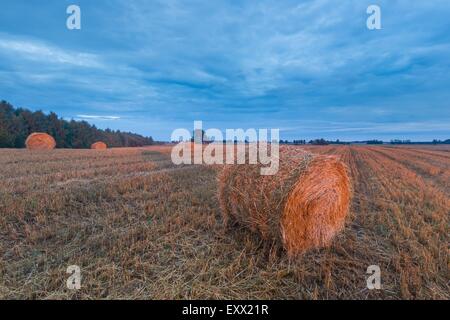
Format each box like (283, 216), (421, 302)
(194, 129), (204, 144)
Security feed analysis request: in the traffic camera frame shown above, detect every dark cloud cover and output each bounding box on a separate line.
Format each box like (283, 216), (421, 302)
(0, 0), (449, 140)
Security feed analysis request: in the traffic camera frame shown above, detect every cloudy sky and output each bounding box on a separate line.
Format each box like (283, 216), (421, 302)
(0, 0), (449, 141)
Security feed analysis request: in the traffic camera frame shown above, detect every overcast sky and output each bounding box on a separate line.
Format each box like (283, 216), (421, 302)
(0, 0), (449, 141)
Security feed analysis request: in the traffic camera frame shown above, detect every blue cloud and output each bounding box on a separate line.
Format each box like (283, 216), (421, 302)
(0, 0), (449, 140)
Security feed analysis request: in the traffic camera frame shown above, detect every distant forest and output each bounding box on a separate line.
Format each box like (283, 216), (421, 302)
(0, 101), (154, 148)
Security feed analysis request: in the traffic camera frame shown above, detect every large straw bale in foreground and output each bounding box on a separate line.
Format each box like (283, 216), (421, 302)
(218, 148), (351, 256)
(25, 132), (56, 150)
(91, 141), (108, 150)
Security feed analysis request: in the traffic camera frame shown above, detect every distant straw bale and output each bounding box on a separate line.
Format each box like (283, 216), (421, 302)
(25, 132), (56, 150)
(218, 148), (351, 256)
(91, 141), (108, 150)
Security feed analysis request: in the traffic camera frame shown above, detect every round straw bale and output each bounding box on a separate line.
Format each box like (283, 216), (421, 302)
(91, 141), (107, 150)
(217, 148), (351, 256)
(25, 132), (56, 150)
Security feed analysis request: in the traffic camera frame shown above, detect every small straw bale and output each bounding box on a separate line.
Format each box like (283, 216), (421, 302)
(91, 141), (108, 150)
(217, 147), (351, 256)
(25, 132), (56, 150)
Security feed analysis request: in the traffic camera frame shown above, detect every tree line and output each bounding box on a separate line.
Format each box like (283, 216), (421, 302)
(280, 138), (450, 145)
(0, 100), (154, 148)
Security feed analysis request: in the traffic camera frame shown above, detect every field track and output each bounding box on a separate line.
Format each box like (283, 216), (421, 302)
(0, 145), (448, 299)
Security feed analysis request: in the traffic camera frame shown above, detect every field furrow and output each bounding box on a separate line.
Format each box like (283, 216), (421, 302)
(0, 145), (448, 299)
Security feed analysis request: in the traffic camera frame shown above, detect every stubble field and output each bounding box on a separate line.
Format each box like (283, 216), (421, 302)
(0, 145), (448, 299)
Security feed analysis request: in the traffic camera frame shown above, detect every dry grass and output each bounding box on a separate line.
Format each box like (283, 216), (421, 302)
(0, 145), (448, 299)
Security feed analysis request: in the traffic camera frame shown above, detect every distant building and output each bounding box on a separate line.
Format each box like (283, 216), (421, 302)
(194, 129), (203, 144)
(193, 129), (213, 144)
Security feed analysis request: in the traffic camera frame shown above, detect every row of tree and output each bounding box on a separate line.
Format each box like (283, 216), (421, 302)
(280, 139), (349, 145)
(390, 139), (450, 145)
(0, 101), (154, 148)
(280, 138), (450, 145)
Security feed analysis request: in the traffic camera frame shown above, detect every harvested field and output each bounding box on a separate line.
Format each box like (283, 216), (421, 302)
(0, 145), (448, 299)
